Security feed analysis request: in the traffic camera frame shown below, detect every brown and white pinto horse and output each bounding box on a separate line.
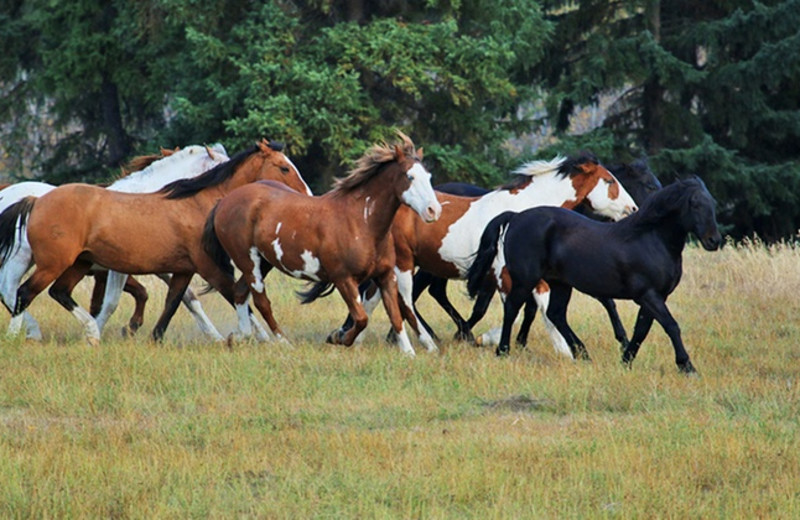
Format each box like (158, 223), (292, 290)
(0, 140), (310, 344)
(334, 152), (639, 354)
(202, 132), (442, 354)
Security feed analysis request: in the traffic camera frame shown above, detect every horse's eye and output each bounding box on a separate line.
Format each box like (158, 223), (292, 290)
(280, 166), (290, 174)
(407, 173), (414, 181)
(604, 178), (615, 185)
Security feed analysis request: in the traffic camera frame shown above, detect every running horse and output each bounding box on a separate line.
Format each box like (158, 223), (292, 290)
(0, 140), (311, 344)
(0, 144), (230, 340)
(201, 132), (442, 354)
(466, 177), (722, 373)
(332, 152), (639, 355)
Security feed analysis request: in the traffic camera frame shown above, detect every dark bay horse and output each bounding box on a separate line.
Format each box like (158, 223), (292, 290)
(0, 140), (310, 345)
(413, 158), (662, 344)
(333, 152), (639, 354)
(466, 177), (722, 373)
(202, 132), (442, 354)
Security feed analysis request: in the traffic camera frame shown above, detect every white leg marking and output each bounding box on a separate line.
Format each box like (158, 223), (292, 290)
(95, 271), (127, 334)
(394, 325), (416, 357)
(533, 288), (573, 358)
(71, 306), (100, 345)
(395, 267), (438, 352)
(249, 247), (265, 293)
(236, 301), (253, 337)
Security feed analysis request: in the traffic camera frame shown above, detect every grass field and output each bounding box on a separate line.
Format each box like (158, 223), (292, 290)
(1, 240), (799, 518)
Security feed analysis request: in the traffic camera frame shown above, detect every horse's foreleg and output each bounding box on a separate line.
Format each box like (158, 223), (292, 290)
(395, 267), (438, 352)
(621, 308), (655, 368)
(155, 273), (225, 341)
(426, 277), (472, 342)
(47, 261), (100, 346)
(409, 270), (441, 342)
(376, 270), (416, 356)
(328, 278), (370, 348)
(336, 280), (380, 343)
(597, 297), (629, 351)
(631, 292), (695, 374)
(463, 276), (497, 342)
(151, 273), (193, 342)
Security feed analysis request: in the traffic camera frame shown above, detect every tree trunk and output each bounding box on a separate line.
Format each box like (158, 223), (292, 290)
(642, 0), (664, 154)
(100, 74), (131, 167)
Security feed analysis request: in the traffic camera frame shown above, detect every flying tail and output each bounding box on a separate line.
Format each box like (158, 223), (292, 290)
(466, 211), (516, 298)
(0, 196), (37, 265)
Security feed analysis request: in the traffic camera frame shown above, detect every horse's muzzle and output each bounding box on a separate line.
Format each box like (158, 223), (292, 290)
(702, 232), (723, 251)
(423, 204), (442, 223)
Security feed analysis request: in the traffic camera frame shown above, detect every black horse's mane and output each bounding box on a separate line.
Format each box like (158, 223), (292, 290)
(627, 177), (706, 228)
(500, 151), (599, 192)
(159, 141), (284, 200)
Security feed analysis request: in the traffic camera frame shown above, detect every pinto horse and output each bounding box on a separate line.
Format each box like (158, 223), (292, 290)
(0, 144), (230, 340)
(412, 158), (662, 344)
(202, 132), (442, 354)
(0, 140), (311, 345)
(466, 177), (722, 373)
(333, 152), (638, 354)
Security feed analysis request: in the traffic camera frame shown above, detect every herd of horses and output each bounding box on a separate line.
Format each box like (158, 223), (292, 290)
(0, 132), (721, 373)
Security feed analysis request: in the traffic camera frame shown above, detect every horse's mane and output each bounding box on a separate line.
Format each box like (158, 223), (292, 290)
(120, 148), (179, 177)
(500, 151), (599, 191)
(158, 144), (256, 199)
(332, 131), (417, 193)
(628, 177), (706, 227)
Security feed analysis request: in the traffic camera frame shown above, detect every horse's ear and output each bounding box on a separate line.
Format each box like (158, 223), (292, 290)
(417, 147), (424, 160)
(204, 145), (215, 158)
(394, 144), (406, 162)
(257, 139), (273, 155)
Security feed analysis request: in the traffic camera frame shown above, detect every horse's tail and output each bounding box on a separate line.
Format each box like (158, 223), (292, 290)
(0, 196), (37, 265)
(466, 211), (516, 299)
(296, 281), (335, 305)
(201, 203), (234, 280)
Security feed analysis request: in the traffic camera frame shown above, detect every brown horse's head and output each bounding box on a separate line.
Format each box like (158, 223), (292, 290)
(565, 153), (638, 220)
(251, 139), (312, 195)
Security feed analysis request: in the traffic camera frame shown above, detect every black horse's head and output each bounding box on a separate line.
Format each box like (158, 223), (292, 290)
(608, 157), (662, 206)
(681, 177), (722, 251)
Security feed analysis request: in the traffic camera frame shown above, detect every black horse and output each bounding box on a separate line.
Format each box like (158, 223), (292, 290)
(412, 159), (662, 345)
(466, 177), (722, 373)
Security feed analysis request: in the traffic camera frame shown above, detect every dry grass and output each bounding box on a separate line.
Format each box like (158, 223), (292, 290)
(1, 241), (800, 518)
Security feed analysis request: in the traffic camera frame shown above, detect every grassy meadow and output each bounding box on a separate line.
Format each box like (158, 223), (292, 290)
(1, 240), (800, 518)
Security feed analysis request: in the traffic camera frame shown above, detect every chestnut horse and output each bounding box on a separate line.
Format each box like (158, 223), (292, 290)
(202, 132), (442, 354)
(0, 140), (310, 344)
(333, 152), (639, 354)
(466, 177), (722, 373)
(0, 144), (229, 340)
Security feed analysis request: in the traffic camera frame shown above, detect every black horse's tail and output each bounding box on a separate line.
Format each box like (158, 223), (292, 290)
(0, 196), (37, 265)
(296, 281), (335, 305)
(201, 203), (235, 284)
(466, 211), (516, 298)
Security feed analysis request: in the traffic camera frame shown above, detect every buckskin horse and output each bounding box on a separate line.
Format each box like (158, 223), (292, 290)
(0, 144), (229, 340)
(466, 177), (722, 373)
(202, 131), (441, 355)
(0, 140), (310, 345)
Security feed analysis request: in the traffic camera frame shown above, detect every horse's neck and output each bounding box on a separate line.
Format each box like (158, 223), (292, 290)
(626, 211), (689, 257)
(110, 153), (213, 194)
(339, 183), (403, 238)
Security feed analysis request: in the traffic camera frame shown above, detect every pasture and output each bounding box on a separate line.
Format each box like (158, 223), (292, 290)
(1, 240), (799, 518)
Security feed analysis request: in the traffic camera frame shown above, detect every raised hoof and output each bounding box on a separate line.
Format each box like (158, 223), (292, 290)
(326, 329), (343, 345)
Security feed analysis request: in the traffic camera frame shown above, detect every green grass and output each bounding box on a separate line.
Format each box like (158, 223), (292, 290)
(2, 242), (800, 518)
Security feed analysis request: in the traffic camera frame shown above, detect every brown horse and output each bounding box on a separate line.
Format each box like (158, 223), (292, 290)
(334, 152), (639, 354)
(202, 132), (442, 354)
(0, 140), (310, 345)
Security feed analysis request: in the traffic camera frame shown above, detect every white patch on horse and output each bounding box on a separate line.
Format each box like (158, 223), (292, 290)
(363, 196), (372, 222)
(438, 157), (575, 276)
(275, 222), (282, 234)
(284, 155), (313, 195)
(249, 247), (265, 293)
(491, 225), (508, 295)
(272, 238), (284, 263)
(297, 250), (321, 281)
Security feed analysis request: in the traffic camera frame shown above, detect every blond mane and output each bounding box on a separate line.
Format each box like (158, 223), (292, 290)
(333, 131), (417, 192)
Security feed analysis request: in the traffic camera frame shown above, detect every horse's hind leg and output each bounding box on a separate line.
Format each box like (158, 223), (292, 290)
(531, 281), (574, 359)
(496, 285), (527, 356)
(408, 270), (441, 342)
(395, 267), (438, 352)
(47, 261), (100, 346)
(329, 278), (372, 349)
(515, 296), (538, 348)
(155, 273), (225, 341)
(0, 247), (41, 340)
(425, 276), (472, 342)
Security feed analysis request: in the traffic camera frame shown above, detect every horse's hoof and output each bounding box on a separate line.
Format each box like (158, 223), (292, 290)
(385, 329), (399, 345)
(326, 329), (342, 344)
(86, 337), (100, 348)
(678, 360), (698, 376)
(453, 330), (475, 343)
(495, 346), (510, 357)
(474, 335), (483, 347)
(226, 334), (236, 351)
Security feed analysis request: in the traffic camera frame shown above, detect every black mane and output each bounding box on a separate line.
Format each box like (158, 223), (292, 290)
(158, 141), (283, 200)
(628, 177), (706, 229)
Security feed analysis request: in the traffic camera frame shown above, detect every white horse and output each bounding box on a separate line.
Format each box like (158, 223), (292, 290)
(0, 144), (267, 341)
